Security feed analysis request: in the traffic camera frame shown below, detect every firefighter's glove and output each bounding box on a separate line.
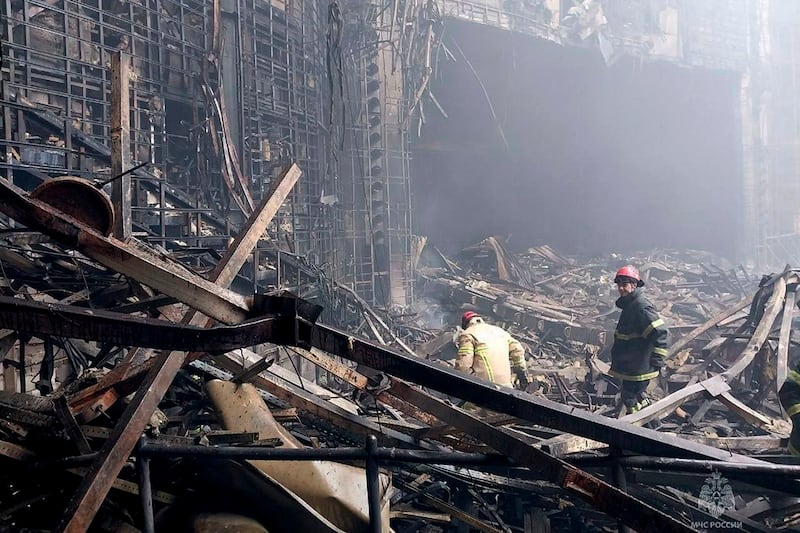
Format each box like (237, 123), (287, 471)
(515, 370), (530, 390)
(649, 354), (665, 372)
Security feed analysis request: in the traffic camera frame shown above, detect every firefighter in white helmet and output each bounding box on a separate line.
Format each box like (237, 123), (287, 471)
(455, 311), (528, 389)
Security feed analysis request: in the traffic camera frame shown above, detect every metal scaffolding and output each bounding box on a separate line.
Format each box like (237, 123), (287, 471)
(335, 1), (414, 309)
(1, 0), (212, 228)
(237, 0), (331, 264)
(754, 0), (800, 268)
(1, 0), (416, 306)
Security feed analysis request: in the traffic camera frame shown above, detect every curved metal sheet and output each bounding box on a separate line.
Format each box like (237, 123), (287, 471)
(206, 380), (392, 533)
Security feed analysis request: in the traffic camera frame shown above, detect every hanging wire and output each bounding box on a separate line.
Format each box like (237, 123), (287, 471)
(0, 257), (23, 295)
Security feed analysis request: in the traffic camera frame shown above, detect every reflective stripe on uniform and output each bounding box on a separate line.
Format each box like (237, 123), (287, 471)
(789, 370), (800, 387)
(474, 346), (495, 383)
(610, 369), (659, 382)
(509, 340), (525, 371)
(789, 440), (800, 457)
(652, 347), (669, 356)
(786, 403), (800, 417)
(642, 318), (664, 338)
(627, 397), (653, 414)
(614, 331), (641, 340)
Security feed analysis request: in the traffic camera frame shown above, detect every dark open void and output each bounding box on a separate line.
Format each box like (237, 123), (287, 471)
(411, 20), (743, 259)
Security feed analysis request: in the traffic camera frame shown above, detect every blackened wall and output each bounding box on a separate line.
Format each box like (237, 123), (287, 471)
(412, 21), (743, 258)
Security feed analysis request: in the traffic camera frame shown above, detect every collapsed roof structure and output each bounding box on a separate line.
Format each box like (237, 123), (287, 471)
(3, 0), (800, 532)
(0, 176), (798, 530)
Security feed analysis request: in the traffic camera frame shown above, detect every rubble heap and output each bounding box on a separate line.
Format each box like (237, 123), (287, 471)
(0, 175), (797, 532)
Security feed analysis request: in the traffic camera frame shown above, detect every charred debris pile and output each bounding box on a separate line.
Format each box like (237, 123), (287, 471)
(0, 177), (798, 532)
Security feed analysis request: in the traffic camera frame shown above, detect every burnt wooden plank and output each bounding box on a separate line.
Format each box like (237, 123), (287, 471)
(110, 52), (131, 240)
(53, 397), (92, 455)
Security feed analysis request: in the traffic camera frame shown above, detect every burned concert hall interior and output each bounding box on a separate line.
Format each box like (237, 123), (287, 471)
(3, 1), (800, 532)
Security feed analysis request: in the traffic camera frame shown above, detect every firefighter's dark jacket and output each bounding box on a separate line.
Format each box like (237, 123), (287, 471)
(610, 288), (668, 381)
(780, 361), (800, 455)
(781, 363), (800, 419)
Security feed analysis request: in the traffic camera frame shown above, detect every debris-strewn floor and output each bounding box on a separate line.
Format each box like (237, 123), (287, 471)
(0, 176), (798, 533)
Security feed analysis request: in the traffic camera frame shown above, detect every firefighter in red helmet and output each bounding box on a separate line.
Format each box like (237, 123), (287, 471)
(456, 311), (528, 389)
(611, 265), (668, 414)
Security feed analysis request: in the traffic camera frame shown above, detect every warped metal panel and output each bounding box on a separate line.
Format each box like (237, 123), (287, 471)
(206, 380), (391, 533)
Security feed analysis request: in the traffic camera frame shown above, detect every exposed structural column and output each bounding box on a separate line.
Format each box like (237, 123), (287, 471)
(742, 0), (800, 268)
(747, 0), (771, 269)
(740, 70), (756, 267)
(366, 1), (413, 307)
(364, 51), (392, 307)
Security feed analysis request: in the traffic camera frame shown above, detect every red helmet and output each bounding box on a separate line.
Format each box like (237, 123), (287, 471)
(614, 265), (644, 287)
(461, 311), (480, 329)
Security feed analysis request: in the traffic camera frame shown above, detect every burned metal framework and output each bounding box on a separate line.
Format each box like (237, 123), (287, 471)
(6, 0), (792, 297)
(0, 168), (797, 530)
(237, 0), (332, 263)
(2, 2), (800, 530)
(751, 0), (800, 267)
(1, 0), (420, 305)
(0, 173), (746, 531)
(1, 0), (346, 289)
(1, 0), (212, 229)
(334, 1), (415, 308)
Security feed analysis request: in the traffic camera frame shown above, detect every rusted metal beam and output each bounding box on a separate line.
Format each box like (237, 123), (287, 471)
(304, 322), (759, 464)
(0, 177), (249, 325)
(68, 359), (150, 416)
(385, 380), (694, 532)
(0, 295), (282, 352)
(57, 349), (186, 532)
(53, 397), (92, 455)
(110, 51), (131, 240)
(291, 346), (439, 426)
(202, 357), (438, 450)
(56, 166), (301, 532)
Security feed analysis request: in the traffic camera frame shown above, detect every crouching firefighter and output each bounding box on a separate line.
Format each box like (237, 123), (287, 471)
(611, 265), (668, 414)
(779, 363), (800, 455)
(456, 311), (529, 390)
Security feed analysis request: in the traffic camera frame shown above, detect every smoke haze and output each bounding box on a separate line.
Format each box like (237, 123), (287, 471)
(412, 20), (743, 259)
